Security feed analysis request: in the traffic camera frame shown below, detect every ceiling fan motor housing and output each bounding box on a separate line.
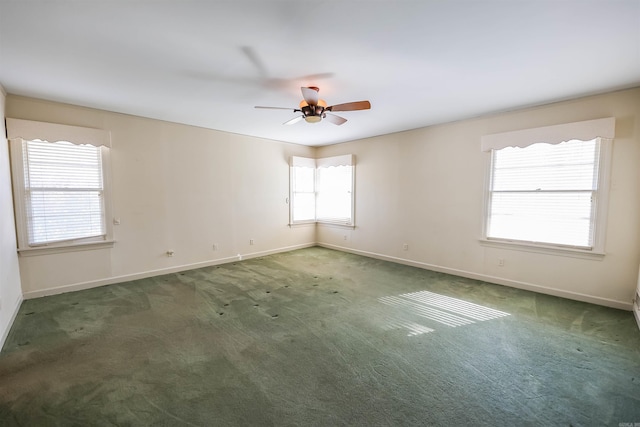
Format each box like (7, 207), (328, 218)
(300, 104), (326, 122)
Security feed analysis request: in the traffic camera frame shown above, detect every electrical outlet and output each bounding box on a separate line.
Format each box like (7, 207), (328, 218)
(498, 258), (505, 267)
(343, 235), (348, 240)
(166, 250), (175, 257)
(250, 239), (254, 245)
(403, 243), (409, 251)
(212, 244), (218, 251)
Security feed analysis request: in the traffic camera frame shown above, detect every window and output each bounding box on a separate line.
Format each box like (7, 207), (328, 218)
(482, 118), (615, 253)
(7, 119), (113, 252)
(290, 156), (316, 222)
(316, 162), (353, 222)
(290, 155), (354, 226)
(487, 139), (601, 248)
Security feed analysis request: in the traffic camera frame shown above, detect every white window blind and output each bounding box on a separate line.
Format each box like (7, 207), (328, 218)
(487, 139), (600, 248)
(291, 164), (316, 222)
(22, 140), (106, 245)
(316, 164), (353, 223)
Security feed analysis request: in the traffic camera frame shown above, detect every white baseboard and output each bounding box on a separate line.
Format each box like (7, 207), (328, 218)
(634, 301), (640, 331)
(23, 242), (316, 300)
(318, 243), (633, 311)
(0, 294), (23, 351)
(21, 241), (635, 312)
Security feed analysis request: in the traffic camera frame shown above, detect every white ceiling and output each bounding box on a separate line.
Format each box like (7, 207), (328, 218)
(1, 1), (639, 147)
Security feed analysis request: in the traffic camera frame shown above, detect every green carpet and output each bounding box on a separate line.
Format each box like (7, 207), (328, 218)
(1, 247), (639, 426)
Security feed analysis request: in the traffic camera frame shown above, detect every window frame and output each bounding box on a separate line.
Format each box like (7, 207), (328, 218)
(7, 119), (114, 254)
(289, 155), (355, 227)
(289, 156), (317, 225)
(480, 118), (615, 257)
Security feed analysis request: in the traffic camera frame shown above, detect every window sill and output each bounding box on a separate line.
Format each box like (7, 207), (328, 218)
(289, 221), (356, 229)
(288, 221), (316, 227)
(479, 238), (604, 260)
(18, 240), (115, 257)
(317, 221), (355, 229)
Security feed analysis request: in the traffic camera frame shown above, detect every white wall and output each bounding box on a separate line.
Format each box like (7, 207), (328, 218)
(4, 89), (640, 310)
(6, 96), (316, 297)
(317, 88), (640, 309)
(0, 86), (23, 348)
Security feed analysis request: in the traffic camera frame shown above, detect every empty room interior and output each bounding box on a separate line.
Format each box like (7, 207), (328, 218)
(1, 1), (640, 425)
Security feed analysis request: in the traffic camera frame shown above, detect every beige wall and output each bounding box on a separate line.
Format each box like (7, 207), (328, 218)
(4, 88), (640, 310)
(317, 88), (640, 309)
(6, 96), (316, 297)
(0, 87), (23, 347)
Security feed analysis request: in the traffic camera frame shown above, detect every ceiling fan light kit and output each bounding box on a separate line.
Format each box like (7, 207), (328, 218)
(256, 87), (371, 126)
(305, 115), (323, 124)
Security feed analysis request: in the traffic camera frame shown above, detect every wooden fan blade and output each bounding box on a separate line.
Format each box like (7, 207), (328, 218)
(301, 87), (319, 105)
(324, 113), (347, 126)
(284, 116), (304, 125)
(328, 100), (371, 112)
(255, 106), (296, 110)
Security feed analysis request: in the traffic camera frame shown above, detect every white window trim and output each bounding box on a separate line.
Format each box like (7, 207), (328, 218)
(480, 118), (615, 256)
(478, 237), (605, 260)
(316, 176), (355, 227)
(7, 119), (115, 254)
(17, 240), (115, 257)
(289, 156), (317, 225)
(289, 154), (355, 227)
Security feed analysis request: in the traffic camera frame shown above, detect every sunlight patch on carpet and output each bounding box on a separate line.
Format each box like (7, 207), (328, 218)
(379, 290), (510, 334)
(382, 319), (435, 337)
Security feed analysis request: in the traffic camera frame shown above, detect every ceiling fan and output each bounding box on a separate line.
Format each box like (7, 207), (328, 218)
(255, 87), (371, 126)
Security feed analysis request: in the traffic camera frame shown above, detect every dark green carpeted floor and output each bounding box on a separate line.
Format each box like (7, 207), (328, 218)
(1, 247), (639, 426)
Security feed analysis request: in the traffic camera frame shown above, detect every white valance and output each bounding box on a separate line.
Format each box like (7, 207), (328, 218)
(290, 156), (316, 168)
(481, 117), (615, 152)
(316, 154), (354, 168)
(291, 154), (354, 168)
(6, 118), (111, 148)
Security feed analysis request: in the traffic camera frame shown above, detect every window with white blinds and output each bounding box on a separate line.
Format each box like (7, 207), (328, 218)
(290, 155), (354, 226)
(22, 140), (106, 245)
(482, 118), (615, 254)
(487, 139), (605, 249)
(7, 118), (113, 252)
(291, 164), (316, 222)
(316, 165), (353, 223)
